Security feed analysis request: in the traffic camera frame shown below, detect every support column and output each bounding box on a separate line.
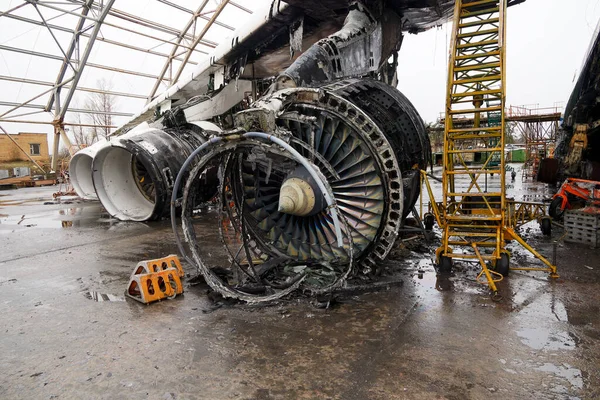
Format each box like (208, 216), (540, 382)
(51, 122), (62, 171)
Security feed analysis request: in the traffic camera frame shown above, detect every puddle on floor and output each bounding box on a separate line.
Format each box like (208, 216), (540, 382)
(85, 291), (126, 302)
(410, 256), (492, 297)
(516, 327), (576, 351)
(536, 362), (583, 390)
(512, 291), (577, 351)
(0, 205), (111, 229)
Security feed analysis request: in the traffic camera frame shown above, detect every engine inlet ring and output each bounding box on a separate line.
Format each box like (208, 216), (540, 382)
(235, 82), (408, 274)
(174, 136), (355, 302)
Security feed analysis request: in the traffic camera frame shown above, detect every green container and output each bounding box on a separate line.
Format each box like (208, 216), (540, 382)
(510, 149), (525, 162)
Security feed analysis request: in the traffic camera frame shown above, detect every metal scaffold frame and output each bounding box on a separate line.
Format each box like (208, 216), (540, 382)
(507, 105), (562, 180)
(421, 0), (558, 299)
(0, 0), (253, 171)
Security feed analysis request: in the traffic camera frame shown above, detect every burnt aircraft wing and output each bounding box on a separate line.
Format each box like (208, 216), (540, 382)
(116, 0), (460, 134)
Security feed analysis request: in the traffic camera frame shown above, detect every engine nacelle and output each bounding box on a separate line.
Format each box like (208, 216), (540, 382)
(70, 139), (108, 200)
(88, 124), (217, 221)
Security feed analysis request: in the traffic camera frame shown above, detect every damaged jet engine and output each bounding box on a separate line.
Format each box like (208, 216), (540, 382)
(70, 0), (452, 300)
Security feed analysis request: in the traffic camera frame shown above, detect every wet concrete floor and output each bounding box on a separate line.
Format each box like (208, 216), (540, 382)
(1, 176), (599, 399)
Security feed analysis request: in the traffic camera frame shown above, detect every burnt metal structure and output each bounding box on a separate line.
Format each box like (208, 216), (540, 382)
(60, 0), (454, 233)
(159, 0), (434, 300)
(1, 0), (496, 299)
(231, 79), (429, 270)
(170, 79), (429, 301)
(554, 21), (600, 182)
(161, 0), (437, 300)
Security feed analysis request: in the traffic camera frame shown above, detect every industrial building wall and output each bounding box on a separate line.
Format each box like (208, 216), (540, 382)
(0, 133), (49, 163)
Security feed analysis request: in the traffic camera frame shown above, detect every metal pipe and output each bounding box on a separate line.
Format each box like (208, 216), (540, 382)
(0, 44), (168, 80)
(157, 0), (251, 15)
(45, 0), (93, 112)
(229, 2), (253, 14)
(0, 77), (74, 119)
(155, 0), (196, 15)
(60, 0), (140, 125)
(171, 0), (230, 85)
(147, 0), (210, 102)
(29, 1), (204, 115)
(0, 118), (117, 129)
(31, 2), (78, 76)
(0, 1), (27, 18)
(0, 101), (133, 117)
(0, 75), (147, 99)
(51, 124), (61, 172)
(153, 0), (235, 30)
(2, 12), (211, 53)
(97, 5), (223, 42)
(82, 35), (204, 63)
(2, 110), (45, 119)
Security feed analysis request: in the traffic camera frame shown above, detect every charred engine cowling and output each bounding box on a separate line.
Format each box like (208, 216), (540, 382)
(91, 124), (217, 221)
(231, 78), (429, 273)
(275, 1), (403, 90)
(167, 1), (432, 301)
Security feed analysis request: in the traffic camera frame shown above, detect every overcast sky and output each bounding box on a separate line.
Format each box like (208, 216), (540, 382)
(1, 0), (600, 151)
(398, 0), (600, 123)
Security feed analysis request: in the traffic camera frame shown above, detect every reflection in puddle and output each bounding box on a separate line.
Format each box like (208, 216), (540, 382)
(513, 292), (576, 351)
(516, 327), (576, 351)
(536, 362), (583, 390)
(410, 258), (486, 299)
(435, 274), (454, 292)
(85, 291), (125, 302)
(0, 205), (108, 229)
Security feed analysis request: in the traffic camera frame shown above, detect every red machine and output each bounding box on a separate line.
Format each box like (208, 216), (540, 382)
(549, 178), (600, 219)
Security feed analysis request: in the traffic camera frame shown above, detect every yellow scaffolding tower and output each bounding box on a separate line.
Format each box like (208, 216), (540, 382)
(427, 0), (558, 298)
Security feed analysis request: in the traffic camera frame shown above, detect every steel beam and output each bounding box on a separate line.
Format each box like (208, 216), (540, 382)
(0, 1), (27, 18)
(157, 0), (251, 15)
(154, 0), (235, 30)
(0, 118), (117, 129)
(171, 0), (230, 87)
(55, 0), (116, 124)
(229, 2), (253, 14)
(30, 1), (78, 76)
(0, 101), (133, 117)
(0, 44), (168, 80)
(44, 0), (93, 113)
(0, 75), (147, 99)
(147, 0), (210, 102)
(97, 6), (221, 44)
(50, 4), (116, 178)
(0, 77), (73, 119)
(2, 10), (211, 54)
(6, 6), (202, 65)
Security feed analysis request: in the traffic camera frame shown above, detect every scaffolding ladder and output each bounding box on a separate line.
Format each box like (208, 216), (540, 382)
(435, 0), (558, 297)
